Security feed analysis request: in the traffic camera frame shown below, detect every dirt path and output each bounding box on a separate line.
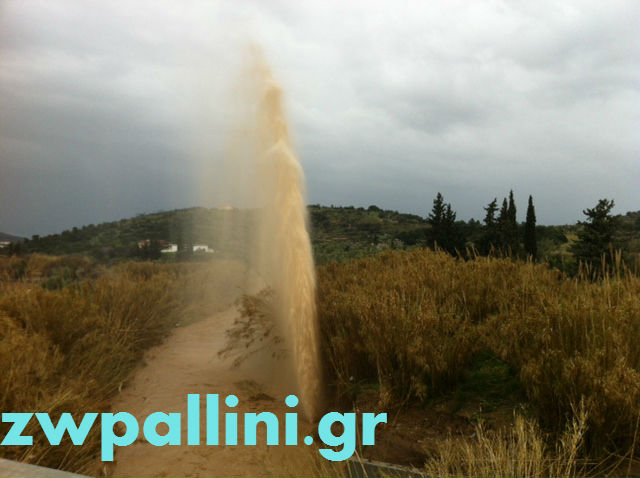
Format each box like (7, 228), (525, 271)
(109, 306), (326, 477)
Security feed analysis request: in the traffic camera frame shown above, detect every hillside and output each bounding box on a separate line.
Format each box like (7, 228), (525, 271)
(12, 205), (639, 265)
(309, 205), (429, 263)
(19, 208), (255, 261)
(15, 205), (431, 264)
(0, 232), (25, 243)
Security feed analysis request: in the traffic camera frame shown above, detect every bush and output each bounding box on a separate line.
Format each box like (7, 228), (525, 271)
(424, 412), (588, 477)
(317, 248), (640, 460)
(0, 256), (243, 475)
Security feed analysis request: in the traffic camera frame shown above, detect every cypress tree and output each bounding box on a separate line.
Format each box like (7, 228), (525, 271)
(443, 203), (461, 255)
(428, 193), (462, 254)
(497, 197), (509, 252)
(507, 190), (519, 253)
(508, 190), (517, 224)
(444, 203), (456, 225)
(429, 193), (445, 228)
(498, 198), (508, 222)
(427, 192), (445, 249)
(524, 195), (537, 260)
(481, 198), (498, 254)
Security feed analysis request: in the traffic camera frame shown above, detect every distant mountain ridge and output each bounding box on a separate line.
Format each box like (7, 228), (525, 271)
(9, 205), (640, 265)
(0, 232), (25, 243)
(12, 206), (432, 263)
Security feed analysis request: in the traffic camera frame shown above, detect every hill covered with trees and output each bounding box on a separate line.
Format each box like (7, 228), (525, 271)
(0, 232), (25, 243)
(7, 201), (639, 270)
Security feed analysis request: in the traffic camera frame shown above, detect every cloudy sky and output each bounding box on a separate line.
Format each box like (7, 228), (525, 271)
(1, 1), (638, 236)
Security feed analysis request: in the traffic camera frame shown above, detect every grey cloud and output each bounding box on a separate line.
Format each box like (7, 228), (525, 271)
(0, 0), (638, 237)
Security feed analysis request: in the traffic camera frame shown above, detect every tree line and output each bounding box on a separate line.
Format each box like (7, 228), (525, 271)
(427, 191), (624, 272)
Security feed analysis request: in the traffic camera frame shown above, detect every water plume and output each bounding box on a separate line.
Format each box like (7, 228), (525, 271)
(253, 55), (321, 421)
(213, 50), (322, 421)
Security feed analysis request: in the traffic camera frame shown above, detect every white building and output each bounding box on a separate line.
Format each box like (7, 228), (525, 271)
(161, 244), (178, 253)
(160, 244), (215, 254)
(193, 244), (215, 253)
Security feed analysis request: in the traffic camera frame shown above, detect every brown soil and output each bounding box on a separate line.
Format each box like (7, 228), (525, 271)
(106, 296), (520, 477)
(344, 378), (524, 469)
(108, 307), (334, 477)
(346, 389), (475, 468)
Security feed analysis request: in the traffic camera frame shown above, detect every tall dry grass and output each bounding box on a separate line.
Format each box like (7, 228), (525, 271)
(317, 251), (537, 404)
(424, 412), (589, 477)
(3, 248), (639, 474)
(317, 248), (640, 466)
(0, 255), (244, 475)
(485, 261), (640, 452)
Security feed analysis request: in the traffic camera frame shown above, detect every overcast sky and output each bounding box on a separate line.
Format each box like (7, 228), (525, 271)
(1, 1), (638, 236)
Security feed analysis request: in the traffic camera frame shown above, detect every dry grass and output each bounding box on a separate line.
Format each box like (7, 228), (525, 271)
(424, 411), (589, 477)
(3, 249), (639, 475)
(0, 255), (244, 475)
(317, 248), (640, 470)
(317, 251), (534, 405)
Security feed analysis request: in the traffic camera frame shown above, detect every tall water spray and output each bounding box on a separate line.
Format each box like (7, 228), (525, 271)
(210, 52), (321, 421)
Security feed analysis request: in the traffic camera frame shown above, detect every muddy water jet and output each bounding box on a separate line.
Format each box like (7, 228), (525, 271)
(251, 56), (321, 421)
(212, 51), (322, 421)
